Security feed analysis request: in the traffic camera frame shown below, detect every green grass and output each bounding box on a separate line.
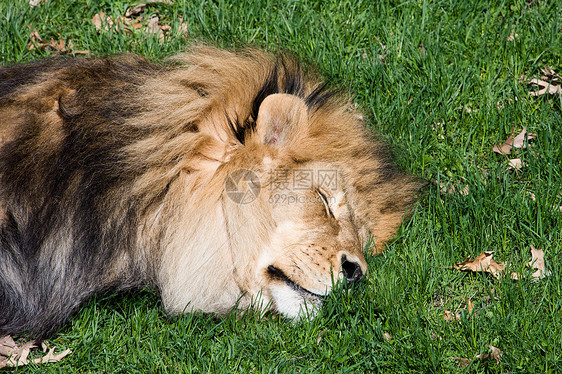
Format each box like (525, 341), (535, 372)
(1, 0), (562, 372)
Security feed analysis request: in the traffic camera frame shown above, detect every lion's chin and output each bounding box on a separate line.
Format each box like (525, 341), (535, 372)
(267, 266), (325, 320)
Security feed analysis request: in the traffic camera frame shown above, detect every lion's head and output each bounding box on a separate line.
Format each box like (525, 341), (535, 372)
(217, 94), (368, 318)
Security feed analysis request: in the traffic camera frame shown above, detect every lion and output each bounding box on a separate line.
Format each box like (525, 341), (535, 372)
(0, 45), (419, 340)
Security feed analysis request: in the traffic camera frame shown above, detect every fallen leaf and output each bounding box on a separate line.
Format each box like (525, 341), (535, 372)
(508, 158), (523, 171)
(0, 335), (17, 356)
(0, 336), (70, 369)
(92, 12), (121, 32)
(493, 128), (536, 155)
(125, 3), (148, 18)
(475, 345), (503, 364)
(177, 20), (189, 37)
(29, 0), (46, 7)
(453, 345), (502, 368)
(383, 332), (392, 341)
(507, 30), (518, 41)
(444, 310), (460, 321)
(34, 347), (72, 364)
(528, 67), (562, 96)
(316, 329), (326, 344)
(437, 181), (469, 196)
(528, 245), (551, 280)
(512, 128), (537, 148)
(454, 251), (506, 278)
(466, 298), (474, 314)
(452, 356), (472, 368)
(146, 15), (165, 40)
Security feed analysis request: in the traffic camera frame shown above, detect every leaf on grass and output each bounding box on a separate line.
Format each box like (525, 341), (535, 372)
(316, 329), (326, 345)
(125, 3), (148, 18)
(527, 191), (562, 213)
(507, 158), (523, 171)
(454, 251), (506, 278)
(528, 67), (562, 96)
(444, 310), (460, 321)
(444, 297), (474, 322)
(92, 12), (119, 32)
(493, 128), (537, 155)
(456, 346), (502, 367)
(0, 336), (71, 369)
(92, 2), (186, 41)
(0, 335), (17, 357)
(383, 332), (393, 341)
(475, 345), (502, 364)
(452, 356), (472, 368)
(528, 245), (551, 280)
(466, 297), (474, 314)
(507, 30), (518, 41)
(176, 15), (189, 37)
(27, 29), (89, 55)
(453, 345), (502, 368)
(437, 181), (469, 196)
(29, 0), (46, 7)
(461, 246), (551, 281)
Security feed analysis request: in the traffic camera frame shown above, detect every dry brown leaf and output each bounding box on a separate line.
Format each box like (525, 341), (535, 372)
(454, 251), (506, 278)
(508, 158), (523, 171)
(528, 67), (562, 96)
(92, 12), (122, 32)
(438, 181), (469, 196)
(452, 356), (472, 368)
(29, 29), (41, 43)
(29, 0), (46, 7)
(146, 15), (165, 40)
(475, 345), (503, 364)
(0, 335), (17, 356)
(316, 329), (326, 345)
(92, 12), (109, 31)
(530, 80), (561, 96)
(177, 20), (189, 37)
(528, 244), (551, 280)
(453, 345), (502, 368)
(125, 3), (148, 18)
(493, 128), (536, 155)
(444, 310), (460, 321)
(494, 245), (551, 281)
(34, 347), (72, 364)
(507, 30), (519, 41)
(383, 332), (393, 341)
(466, 298), (474, 314)
(0, 336), (70, 369)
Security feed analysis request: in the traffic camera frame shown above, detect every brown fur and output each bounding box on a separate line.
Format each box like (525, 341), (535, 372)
(0, 45), (420, 339)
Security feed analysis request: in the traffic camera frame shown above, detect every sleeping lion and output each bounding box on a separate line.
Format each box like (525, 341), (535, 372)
(0, 45), (419, 339)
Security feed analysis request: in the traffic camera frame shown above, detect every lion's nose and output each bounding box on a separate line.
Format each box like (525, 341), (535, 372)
(340, 255), (364, 283)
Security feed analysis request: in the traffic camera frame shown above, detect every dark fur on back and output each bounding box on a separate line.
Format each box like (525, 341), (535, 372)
(0, 56), (162, 339)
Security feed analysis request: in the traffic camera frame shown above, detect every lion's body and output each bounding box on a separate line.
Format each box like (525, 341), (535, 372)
(0, 46), (419, 339)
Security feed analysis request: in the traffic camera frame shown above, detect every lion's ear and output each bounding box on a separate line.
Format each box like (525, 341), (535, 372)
(254, 94), (308, 146)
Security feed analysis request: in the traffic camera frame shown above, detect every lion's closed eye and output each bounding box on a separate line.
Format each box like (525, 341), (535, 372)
(315, 188), (334, 219)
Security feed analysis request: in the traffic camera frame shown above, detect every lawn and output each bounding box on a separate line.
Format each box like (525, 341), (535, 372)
(1, 0), (561, 372)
